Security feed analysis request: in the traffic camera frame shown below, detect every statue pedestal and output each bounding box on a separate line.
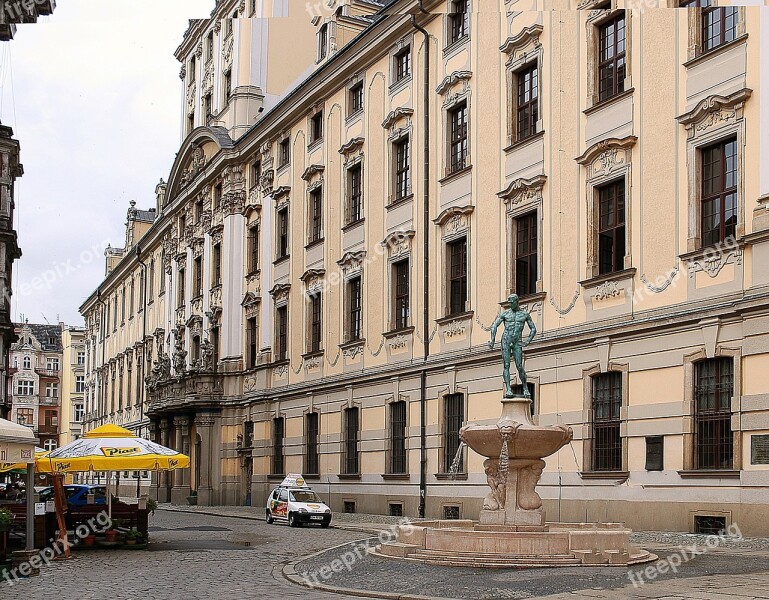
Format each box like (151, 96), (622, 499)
(480, 457), (546, 527)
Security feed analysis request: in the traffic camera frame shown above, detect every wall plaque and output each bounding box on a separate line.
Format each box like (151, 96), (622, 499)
(751, 435), (769, 465)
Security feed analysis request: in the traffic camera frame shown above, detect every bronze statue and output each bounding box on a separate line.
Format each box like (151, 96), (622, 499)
(489, 294), (536, 398)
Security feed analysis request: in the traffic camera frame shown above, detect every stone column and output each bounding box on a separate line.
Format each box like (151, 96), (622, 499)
(194, 413), (216, 506)
(158, 419), (171, 503)
(171, 416), (192, 504)
(148, 420), (161, 501)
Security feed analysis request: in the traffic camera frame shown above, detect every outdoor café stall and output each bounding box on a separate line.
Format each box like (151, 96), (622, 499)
(0, 417), (37, 561)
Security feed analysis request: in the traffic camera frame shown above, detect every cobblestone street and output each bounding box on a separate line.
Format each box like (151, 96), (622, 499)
(4, 509), (769, 600)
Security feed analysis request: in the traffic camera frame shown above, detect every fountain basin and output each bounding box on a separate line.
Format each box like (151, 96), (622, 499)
(460, 423), (572, 459)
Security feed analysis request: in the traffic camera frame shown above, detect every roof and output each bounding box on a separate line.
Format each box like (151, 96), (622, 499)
(17, 323), (63, 353)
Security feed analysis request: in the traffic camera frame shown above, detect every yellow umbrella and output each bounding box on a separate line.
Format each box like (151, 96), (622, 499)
(0, 447), (48, 473)
(36, 424), (190, 519)
(37, 424), (190, 473)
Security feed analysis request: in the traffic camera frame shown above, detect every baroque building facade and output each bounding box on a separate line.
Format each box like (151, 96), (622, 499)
(82, 0), (769, 534)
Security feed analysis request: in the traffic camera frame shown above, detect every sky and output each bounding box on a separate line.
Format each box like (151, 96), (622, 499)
(2, 0), (213, 326)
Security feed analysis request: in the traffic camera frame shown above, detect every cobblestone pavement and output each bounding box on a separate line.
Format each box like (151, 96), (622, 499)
(4, 508), (769, 600)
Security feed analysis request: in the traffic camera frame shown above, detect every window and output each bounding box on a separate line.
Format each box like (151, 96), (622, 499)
(206, 31), (214, 62)
(76, 376), (86, 393)
(699, 1), (738, 53)
(213, 243), (222, 286)
(598, 14), (626, 102)
(77, 351), (86, 365)
(251, 160), (261, 190)
(389, 503), (403, 517)
(349, 82), (364, 115)
(310, 111), (323, 144)
(247, 317), (258, 369)
(223, 69), (232, 103)
(23, 356), (31, 370)
(178, 268), (186, 307)
(448, 101), (468, 173)
(393, 260), (410, 330)
(348, 276), (363, 342)
(204, 93), (213, 121)
(393, 46), (411, 82)
(246, 227), (259, 275)
(17, 408), (33, 426)
(443, 394), (464, 472)
(390, 401), (407, 474)
(309, 188), (323, 243)
(189, 56), (196, 83)
(279, 139), (290, 167)
(598, 179), (626, 275)
(188, 113), (195, 135)
(448, 0), (469, 45)
(160, 257), (166, 294)
(147, 259), (155, 300)
(701, 138), (737, 248)
(516, 64), (538, 141)
(347, 164), (363, 224)
(17, 380), (34, 396)
(113, 296), (118, 330)
(129, 279), (135, 316)
(343, 407), (360, 475)
(213, 183), (222, 210)
(45, 383), (58, 398)
(318, 23), (328, 61)
(74, 403), (85, 423)
(277, 208), (289, 259)
(211, 326), (220, 371)
(695, 358), (733, 470)
(48, 358), (60, 371)
(272, 417), (285, 475)
(515, 212), (538, 297)
(645, 436), (664, 471)
(120, 290), (126, 323)
(448, 237), (468, 315)
(276, 305), (288, 361)
(193, 256), (203, 298)
(305, 412), (320, 475)
(309, 294), (322, 353)
(393, 137), (411, 202)
(43, 439), (58, 452)
(343, 501), (356, 514)
(194, 198), (203, 223)
(592, 372), (623, 472)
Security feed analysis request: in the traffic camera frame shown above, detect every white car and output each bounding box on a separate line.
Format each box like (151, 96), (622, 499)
(265, 475), (332, 528)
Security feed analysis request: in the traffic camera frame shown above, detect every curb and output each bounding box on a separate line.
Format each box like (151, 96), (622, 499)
(280, 540), (456, 600)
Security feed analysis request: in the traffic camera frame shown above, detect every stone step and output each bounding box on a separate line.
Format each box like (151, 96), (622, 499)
(409, 550), (582, 568)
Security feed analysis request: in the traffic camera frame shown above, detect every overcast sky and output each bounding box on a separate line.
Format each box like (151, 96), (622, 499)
(3, 0), (213, 326)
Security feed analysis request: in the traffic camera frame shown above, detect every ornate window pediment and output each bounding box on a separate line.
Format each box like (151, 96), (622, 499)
(382, 107), (414, 132)
(337, 250), (367, 278)
(576, 136), (637, 181)
(676, 89), (752, 140)
(500, 24), (543, 66)
(381, 229), (416, 260)
(339, 137), (365, 166)
(497, 174), (546, 209)
(300, 268), (326, 293)
(268, 283), (291, 305)
(301, 164), (325, 182)
(436, 70), (472, 96)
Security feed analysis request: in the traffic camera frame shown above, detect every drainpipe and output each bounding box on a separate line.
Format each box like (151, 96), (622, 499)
(412, 2), (430, 520)
(135, 244), (148, 497)
(95, 289), (107, 428)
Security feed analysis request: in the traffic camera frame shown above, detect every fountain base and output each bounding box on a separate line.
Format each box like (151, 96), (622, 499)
(372, 521), (657, 568)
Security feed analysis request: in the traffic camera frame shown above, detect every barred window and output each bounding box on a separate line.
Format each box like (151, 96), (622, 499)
(305, 412), (320, 475)
(592, 372), (622, 472)
(443, 394), (464, 473)
(390, 401), (407, 474)
(695, 358), (734, 470)
(343, 407), (360, 475)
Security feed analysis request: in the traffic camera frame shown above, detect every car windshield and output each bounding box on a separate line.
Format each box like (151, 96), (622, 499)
(290, 491), (320, 503)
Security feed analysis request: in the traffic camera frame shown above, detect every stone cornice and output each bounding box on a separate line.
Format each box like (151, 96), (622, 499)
(435, 70), (472, 95)
(433, 204), (475, 227)
(497, 175), (547, 203)
(499, 24), (544, 55)
(338, 136), (365, 156)
(301, 164), (325, 182)
(382, 107), (414, 130)
(676, 88), (752, 126)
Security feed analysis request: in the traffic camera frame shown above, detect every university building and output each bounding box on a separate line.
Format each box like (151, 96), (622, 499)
(81, 0), (769, 534)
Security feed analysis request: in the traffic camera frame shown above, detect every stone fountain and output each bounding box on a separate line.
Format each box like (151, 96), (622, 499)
(372, 295), (656, 568)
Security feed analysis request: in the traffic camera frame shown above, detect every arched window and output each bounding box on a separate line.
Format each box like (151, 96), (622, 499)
(43, 439), (58, 452)
(23, 356), (31, 370)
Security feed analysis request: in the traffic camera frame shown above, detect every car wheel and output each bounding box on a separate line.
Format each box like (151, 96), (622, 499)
(288, 513), (300, 528)
(266, 510), (274, 524)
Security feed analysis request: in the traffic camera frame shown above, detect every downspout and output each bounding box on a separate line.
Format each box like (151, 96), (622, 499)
(412, 2), (430, 520)
(95, 289), (107, 428)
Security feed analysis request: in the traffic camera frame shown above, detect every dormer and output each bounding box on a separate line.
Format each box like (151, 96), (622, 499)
(312, 0), (380, 65)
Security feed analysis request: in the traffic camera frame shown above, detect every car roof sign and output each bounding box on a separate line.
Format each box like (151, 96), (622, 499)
(279, 473), (308, 488)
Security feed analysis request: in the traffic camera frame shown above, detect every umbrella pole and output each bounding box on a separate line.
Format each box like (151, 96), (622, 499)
(108, 471), (112, 521)
(25, 462), (34, 552)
